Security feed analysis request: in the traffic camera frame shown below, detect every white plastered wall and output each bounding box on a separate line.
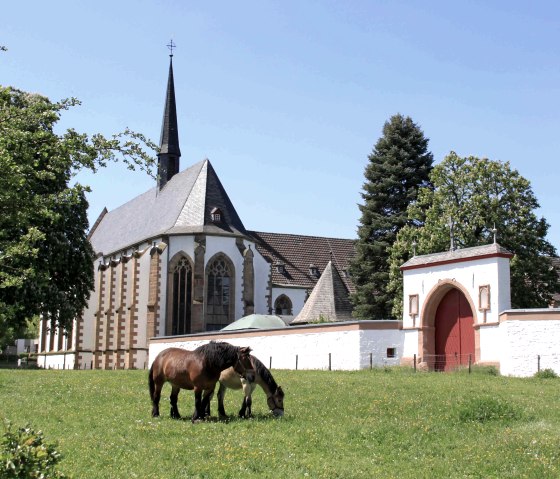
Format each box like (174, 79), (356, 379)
(499, 311), (560, 377)
(148, 321), (403, 371)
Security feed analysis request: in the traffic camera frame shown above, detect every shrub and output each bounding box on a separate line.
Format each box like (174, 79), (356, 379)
(534, 368), (558, 379)
(458, 397), (521, 424)
(1, 421), (68, 478)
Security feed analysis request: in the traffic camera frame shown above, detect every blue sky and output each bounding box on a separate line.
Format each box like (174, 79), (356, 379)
(3, 1), (560, 249)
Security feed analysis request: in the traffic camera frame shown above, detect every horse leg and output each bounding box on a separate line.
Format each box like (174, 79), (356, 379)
(217, 383), (228, 419)
(192, 388), (203, 422)
(150, 375), (162, 418)
(170, 385), (181, 419)
(238, 379), (253, 418)
(203, 389), (214, 418)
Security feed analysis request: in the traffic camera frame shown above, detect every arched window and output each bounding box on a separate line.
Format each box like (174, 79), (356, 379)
(274, 294), (293, 315)
(171, 257), (193, 335)
(206, 255), (234, 331)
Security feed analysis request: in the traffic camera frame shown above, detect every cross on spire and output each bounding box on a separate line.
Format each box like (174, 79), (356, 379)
(167, 39), (176, 57)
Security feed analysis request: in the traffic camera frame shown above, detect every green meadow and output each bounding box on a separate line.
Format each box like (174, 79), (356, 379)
(1, 367), (559, 478)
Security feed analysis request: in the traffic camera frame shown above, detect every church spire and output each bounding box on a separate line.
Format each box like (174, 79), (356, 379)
(157, 41), (181, 190)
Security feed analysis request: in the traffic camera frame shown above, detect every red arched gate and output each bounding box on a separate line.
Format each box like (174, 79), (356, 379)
(434, 289), (475, 371)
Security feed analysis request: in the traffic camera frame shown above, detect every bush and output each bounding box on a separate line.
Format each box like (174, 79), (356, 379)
(1, 421), (68, 478)
(534, 368), (558, 379)
(458, 397), (521, 424)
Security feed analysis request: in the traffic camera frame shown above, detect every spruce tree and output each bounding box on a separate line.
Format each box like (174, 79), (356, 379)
(350, 114), (433, 319)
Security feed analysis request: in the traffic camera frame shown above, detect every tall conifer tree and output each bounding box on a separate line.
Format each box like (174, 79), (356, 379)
(350, 114), (433, 319)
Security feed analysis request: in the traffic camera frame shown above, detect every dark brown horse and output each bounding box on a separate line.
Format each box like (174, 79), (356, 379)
(205, 354), (284, 419)
(149, 341), (254, 422)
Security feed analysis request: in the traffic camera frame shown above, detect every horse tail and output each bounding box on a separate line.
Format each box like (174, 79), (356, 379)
(148, 362), (156, 401)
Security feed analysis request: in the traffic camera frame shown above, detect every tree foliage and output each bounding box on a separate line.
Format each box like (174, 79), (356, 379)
(349, 114), (433, 319)
(0, 86), (157, 347)
(388, 152), (559, 318)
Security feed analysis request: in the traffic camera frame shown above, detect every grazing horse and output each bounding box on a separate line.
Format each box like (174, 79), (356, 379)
(206, 354), (284, 419)
(148, 342), (254, 422)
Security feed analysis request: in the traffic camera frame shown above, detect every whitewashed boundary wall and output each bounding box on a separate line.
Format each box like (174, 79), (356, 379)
(149, 320), (404, 371)
(499, 309), (560, 377)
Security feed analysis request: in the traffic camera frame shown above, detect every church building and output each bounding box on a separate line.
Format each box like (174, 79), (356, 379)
(37, 56), (355, 369)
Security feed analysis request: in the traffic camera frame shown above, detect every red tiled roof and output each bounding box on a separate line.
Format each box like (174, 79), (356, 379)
(248, 231), (356, 293)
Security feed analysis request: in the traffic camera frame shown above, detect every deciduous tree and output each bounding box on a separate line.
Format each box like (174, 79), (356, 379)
(0, 86), (156, 347)
(388, 152), (559, 318)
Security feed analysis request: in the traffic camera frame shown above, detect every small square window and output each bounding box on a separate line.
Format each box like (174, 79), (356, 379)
(386, 347), (397, 359)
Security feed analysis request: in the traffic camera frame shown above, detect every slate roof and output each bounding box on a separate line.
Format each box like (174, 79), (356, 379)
(159, 58), (181, 157)
(248, 231), (356, 293)
(89, 159), (247, 255)
(401, 243), (514, 270)
(291, 261), (353, 324)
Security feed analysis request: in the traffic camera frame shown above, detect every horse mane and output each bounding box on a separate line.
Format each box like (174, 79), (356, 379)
(251, 355), (278, 393)
(195, 341), (239, 368)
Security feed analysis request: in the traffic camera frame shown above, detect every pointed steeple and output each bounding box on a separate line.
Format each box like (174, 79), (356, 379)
(157, 48), (181, 190)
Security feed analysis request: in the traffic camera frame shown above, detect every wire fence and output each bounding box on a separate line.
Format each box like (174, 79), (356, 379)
(422, 353), (475, 372)
(4, 351), (559, 376)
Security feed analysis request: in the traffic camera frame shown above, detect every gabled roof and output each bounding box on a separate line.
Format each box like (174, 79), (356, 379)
(249, 231), (356, 292)
(90, 159), (247, 255)
(400, 243), (514, 271)
(291, 261), (353, 324)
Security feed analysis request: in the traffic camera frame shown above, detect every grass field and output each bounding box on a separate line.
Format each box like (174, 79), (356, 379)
(1, 367), (559, 478)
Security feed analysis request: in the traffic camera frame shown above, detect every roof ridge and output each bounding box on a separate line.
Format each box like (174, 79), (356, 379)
(249, 230), (355, 242)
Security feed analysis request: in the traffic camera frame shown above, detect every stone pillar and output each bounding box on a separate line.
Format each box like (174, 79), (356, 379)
(115, 257), (128, 369)
(126, 252), (140, 369)
(40, 317), (48, 352)
(57, 325), (64, 351)
(191, 236), (206, 333)
(242, 246), (255, 316)
(104, 261), (117, 369)
(147, 243), (164, 342)
(94, 262), (107, 369)
(66, 321), (73, 351)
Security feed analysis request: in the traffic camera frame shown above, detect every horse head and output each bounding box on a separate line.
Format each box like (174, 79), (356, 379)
(267, 386), (285, 417)
(233, 346), (255, 383)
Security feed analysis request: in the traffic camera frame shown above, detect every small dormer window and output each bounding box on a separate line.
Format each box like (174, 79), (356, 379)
(276, 262), (285, 274)
(211, 207), (222, 223)
(309, 264), (320, 278)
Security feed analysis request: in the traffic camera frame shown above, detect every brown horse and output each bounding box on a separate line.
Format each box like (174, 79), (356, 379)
(205, 354), (284, 419)
(149, 341), (254, 422)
